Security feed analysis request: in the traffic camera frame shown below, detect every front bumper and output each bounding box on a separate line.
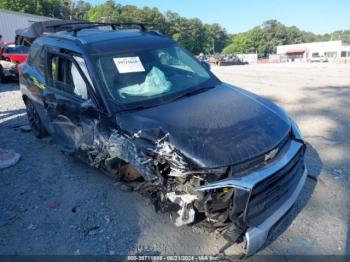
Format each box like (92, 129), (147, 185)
(196, 139), (307, 256)
(244, 167), (307, 255)
(0, 61), (17, 78)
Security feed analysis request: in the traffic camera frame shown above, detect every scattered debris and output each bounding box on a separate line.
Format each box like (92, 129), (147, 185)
(0, 148), (21, 170)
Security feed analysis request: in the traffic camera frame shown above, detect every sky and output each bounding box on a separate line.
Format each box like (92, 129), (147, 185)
(89, 0), (350, 34)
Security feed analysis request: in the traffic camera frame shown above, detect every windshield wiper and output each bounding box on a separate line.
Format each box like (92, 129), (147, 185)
(119, 86), (216, 113)
(173, 86), (215, 101)
(119, 104), (153, 113)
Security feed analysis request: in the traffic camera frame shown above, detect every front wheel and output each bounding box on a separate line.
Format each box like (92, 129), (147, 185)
(25, 99), (47, 138)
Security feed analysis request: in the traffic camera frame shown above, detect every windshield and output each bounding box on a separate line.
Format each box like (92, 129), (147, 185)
(95, 45), (216, 110)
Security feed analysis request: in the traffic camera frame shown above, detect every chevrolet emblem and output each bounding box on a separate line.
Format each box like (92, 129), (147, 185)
(265, 148), (279, 161)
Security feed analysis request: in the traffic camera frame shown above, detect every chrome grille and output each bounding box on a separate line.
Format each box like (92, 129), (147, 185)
(244, 148), (305, 226)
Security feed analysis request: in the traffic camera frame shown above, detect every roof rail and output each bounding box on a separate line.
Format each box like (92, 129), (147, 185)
(47, 22), (148, 37)
(42, 32), (88, 44)
(110, 22), (147, 32)
(46, 21), (93, 30)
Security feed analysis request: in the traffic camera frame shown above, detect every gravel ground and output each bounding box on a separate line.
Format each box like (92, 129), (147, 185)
(0, 63), (349, 256)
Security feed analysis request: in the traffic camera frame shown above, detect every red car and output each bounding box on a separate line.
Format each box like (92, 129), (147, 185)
(0, 44), (29, 64)
(0, 44), (29, 82)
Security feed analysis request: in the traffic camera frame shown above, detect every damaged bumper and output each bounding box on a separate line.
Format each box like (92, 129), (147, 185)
(244, 167), (307, 256)
(196, 139), (307, 256)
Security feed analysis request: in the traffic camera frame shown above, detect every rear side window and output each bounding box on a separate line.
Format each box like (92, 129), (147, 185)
(29, 43), (45, 74)
(28, 43), (41, 63)
(47, 53), (88, 100)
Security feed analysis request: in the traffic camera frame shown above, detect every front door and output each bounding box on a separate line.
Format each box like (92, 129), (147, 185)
(43, 51), (98, 154)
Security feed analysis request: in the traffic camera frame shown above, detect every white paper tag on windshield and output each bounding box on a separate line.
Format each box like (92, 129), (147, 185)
(113, 56), (145, 74)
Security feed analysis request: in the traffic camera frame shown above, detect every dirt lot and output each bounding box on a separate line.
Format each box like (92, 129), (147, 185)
(0, 63), (349, 256)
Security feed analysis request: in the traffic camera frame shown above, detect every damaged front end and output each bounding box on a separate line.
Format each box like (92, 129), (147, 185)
(79, 119), (306, 257)
(86, 127), (232, 227)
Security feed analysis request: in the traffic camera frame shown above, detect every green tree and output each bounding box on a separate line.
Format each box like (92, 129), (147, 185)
(0, 0), (72, 19)
(221, 19), (350, 57)
(203, 23), (229, 54)
(72, 0), (91, 20)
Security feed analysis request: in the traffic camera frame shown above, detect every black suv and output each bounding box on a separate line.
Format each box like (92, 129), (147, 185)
(20, 22), (307, 256)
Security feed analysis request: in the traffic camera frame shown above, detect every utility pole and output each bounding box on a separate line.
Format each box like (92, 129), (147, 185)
(70, 0), (74, 20)
(212, 39), (215, 55)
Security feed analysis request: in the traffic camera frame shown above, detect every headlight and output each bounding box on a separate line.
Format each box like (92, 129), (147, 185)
(290, 118), (302, 140)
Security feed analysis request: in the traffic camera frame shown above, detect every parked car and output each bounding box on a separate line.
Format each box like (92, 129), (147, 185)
(0, 44), (29, 82)
(308, 53), (328, 63)
(0, 60), (17, 83)
(19, 22), (307, 256)
(0, 44), (29, 64)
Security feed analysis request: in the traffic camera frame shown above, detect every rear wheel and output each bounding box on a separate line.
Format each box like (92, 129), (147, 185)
(25, 99), (47, 138)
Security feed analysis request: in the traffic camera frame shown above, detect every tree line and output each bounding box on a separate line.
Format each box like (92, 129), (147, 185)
(1, 0), (349, 56)
(223, 20), (350, 57)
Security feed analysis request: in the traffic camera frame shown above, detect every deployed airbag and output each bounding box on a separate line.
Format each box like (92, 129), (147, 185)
(118, 67), (172, 98)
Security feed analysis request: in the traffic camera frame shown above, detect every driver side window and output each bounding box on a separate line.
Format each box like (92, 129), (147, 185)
(47, 53), (88, 100)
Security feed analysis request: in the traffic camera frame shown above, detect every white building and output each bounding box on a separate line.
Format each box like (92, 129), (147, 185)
(276, 40), (350, 62)
(0, 9), (55, 41)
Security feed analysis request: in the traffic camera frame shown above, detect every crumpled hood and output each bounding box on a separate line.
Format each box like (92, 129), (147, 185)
(117, 83), (291, 168)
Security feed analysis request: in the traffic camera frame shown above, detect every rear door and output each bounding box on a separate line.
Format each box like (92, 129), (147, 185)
(43, 50), (99, 154)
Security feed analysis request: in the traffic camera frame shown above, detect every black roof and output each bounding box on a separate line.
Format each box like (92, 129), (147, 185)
(39, 28), (173, 55)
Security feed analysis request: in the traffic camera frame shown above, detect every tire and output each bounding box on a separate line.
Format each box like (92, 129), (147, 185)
(0, 66), (5, 84)
(24, 99), (48, 138)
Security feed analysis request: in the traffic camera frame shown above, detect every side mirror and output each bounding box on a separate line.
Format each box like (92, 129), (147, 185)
(201, 61), (211, 71)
